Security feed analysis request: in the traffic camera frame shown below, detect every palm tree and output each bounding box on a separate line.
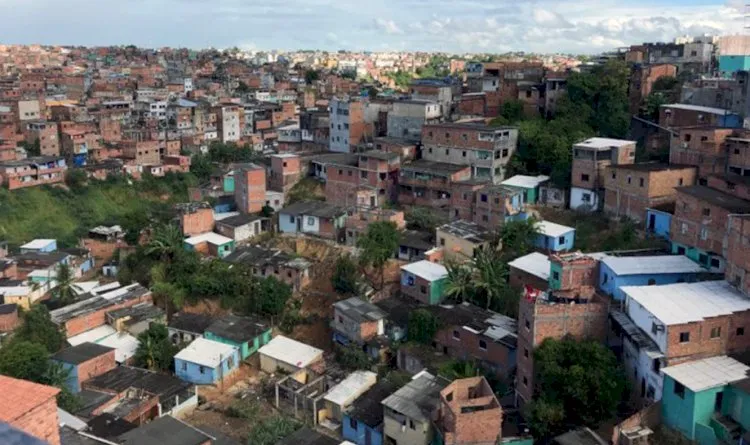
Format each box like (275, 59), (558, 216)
(444, 261), (474, 304)
(145, 224), (184, 262)
(150, 264), (185, 321)
(136, 334), (159, 371)
(472, 246), (508, 310)
(53, 263), (75, 305)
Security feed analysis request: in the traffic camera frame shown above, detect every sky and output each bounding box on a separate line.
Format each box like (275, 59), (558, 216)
(0, 0), (746, 54)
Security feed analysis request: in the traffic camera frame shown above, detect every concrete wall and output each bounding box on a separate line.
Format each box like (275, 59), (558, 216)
(175, 349), (240, 385)
(570, 187), (601, 211)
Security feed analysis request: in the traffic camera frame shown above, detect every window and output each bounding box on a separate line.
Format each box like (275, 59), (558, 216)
(525, 319), (530, 330)
(710, 258), (720, 268)
(289, 215), (295, 224)
(735, 148), (741, 155)
(420, 285), (427, 294)
(648, 279), (656, 285)
(428, 147), (433, 153)
(651, 322), (658, 335)
(711, 327), (721, 338)
(581, 193), (591, 203)
(349, 418), (358, 429)
(480, 194), (488, 202)
(612, 172), (616, 179)
(338, 169), (343, 175)
(479, 339), (487, 350)
(453, 330), (461, 340)
(440, 238), (445, 246)
(679, 332), (690, 343)
(581, 174), (590, 182)
(462, 150), (467, 157)
(199, 366), (205, 374)
(227, 356), (235, 369)
(679, 178), (684, 186)
(524, 348), (529, 358)
(446, 392), (453, 402)
(347, 170), (352, 176)
(361, 171), (368, 179)
(702, 208), (711, 217)
(700, 227), (708, 240)
(307, 217), (315, 226)
(558, 235), (566, 244)
(738, 327), (745, 336)
(681, 223), (688, 235)
(462, 134), (468, 141)
(552, 271), (560, 281)
(181, 361), (187, 371)
(639, 178), (645, 187)
(409, 419), (415, 430)
(674, 381), (685, 398)
(523, 376), (528, 386)
(652, 358), (661, 374)
(684, 134), (692, 142)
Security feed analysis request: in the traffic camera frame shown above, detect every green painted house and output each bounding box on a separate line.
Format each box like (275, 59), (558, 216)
(500, 175), (550, 204)
(400, 260), (448, 305)
(204, 314), (272, 360)
(662, 355), (750, 445)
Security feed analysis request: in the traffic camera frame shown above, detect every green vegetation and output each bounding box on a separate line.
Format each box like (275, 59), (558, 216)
(247, 416), (302, 445)
(641, 75), (680, 122)
(335, 343), (374, 371)
(405, 206), (447, 234)
(332, 254), (361, 295)
(386, 70), (414, 89)
(407, 309), (440, 345)
(134, 324), (179, 372)
(525, 337), (627, 439)
(357, 221), (401, 290)
(14, 305), (66, 353)
(190, 141), (264, 182)
(304, 69), (320, 85)
(286, 177), (324, 205)
(0, 172), (196, 248)
(416, 55), (450, 78)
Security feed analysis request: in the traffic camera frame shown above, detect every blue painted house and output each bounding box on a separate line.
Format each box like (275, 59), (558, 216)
(646, 204), (674, 239)
(534, 220), (575, 252)
(599, 255), (705, 301)
(50, 342), (115, 393)
(174, 337), (240, 385)
(204, 314), (272, 361)
(662, 356), (750, 445)
(20, 239), (57, 254)
(343, 380), (400, 445)
(278, 200), (347, 240)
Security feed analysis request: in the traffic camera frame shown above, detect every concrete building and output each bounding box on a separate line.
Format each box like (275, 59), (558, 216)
(234, 163), (266, 214)
(278, 200), (348, 240)
(726, 214), (750, 297)
(216, 105), (241, 143)
(204, 314), (272, 360)
(322, 370), (377, 424)
(183, 232), (235, 258)
(436, 220), (493, 262)
(508, 252), (551, 292)
(0, 156), (67, 190)
(342, 381), (400, 445)
(660, 104), (742, 129)
(421, 122), (518, 183)
(570, 138), (636, 211)
(599, 254), (706, 301)
(435, 377), (502, 445)
(332, 297), (387, 348)
(258, 335), (324, 374)
(381, 371), (450, 445)
(398, 160), (471, 211)
(51, 343), (116, 393)
(324, 150), (400, 207)
(269, 153), (301, 193)
(534, 220), (575, 252)
(400, 260), (448, 305)
(174, 337), (240, 385)
(628, 64), (677, 115)
(176, 202), (214, 237)
(387, 100), (441, 142)
(214, 213), (268, 243)
(669, 127), (735, 181)
(501, 174), (550, 204)
(224, 246), (312, 292)
(603, 163), (697, 223)
(330, 97), (370, 152)
(24, 121), (59, 156)
(473, 184), (526, 229)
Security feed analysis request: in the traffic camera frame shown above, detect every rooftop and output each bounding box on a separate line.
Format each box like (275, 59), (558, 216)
(536, 220), (575, 238)
(676, 185), (750, 213)
(67, 325), (117, 346)
(168, 311), (215, 334)
(346, 380), (401, 428)
(437, 220), (493, 244)
(401, 159), (470, 176)
(508, 252), (551, 281)
(118, 415), (211, 445)
(609, 162), (695, 172)
(51, 283), (150, 325)
(20, 239), (55, 250)
(174, 337), (237, 368)
(400, 230), (434, 251)
(602, 254), (704, 275)
(501, 174), (550, 189)
(223, 246), (311, 270)
(280, 200), (347, 219)
(324, 370), (377, 406)
(257, 335), (323, 369)
(574, 137), (635, 150)
(52, 342), (114, 365)
(401, 260), (448, 282)
(623, 280), (750, 325)
(184, 232), (234, 246)
(554, 427), (609, 445)
(360, 150), (399, 161)
(662, 103), (733, 115)
(429, 302), (517, 349)
(97, 332), (139, 363)
(381, 371), (449, 423)
(333, 297), (387, 323)
(205, 314), (269, 343)
(84, 365), (192, 400)
(662, 356), (750, 392)
(0, 375), (60, 423)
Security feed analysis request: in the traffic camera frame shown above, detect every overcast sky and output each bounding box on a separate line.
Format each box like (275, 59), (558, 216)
(0, 0), (744, 54)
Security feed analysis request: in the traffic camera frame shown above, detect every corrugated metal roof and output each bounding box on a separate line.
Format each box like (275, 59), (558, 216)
(508, 252), (550, 281)
(662, 356), (749, 392)
(401, 260), (447, 282)
(603, 255), (704, 276)
(536, 220), (575, 238)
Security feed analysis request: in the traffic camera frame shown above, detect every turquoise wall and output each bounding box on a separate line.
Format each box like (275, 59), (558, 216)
(720, 55), (750, 75)
(663, 374), (728, 445)
(549, 262), (562, 290)
(204, 328), (272, 360)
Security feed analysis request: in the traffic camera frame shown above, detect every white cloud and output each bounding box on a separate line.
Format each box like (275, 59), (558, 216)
(374, 18), (404, 35)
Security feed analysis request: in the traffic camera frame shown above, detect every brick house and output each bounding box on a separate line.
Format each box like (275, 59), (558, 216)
(516, 252), (609, 406)
(224, 246), (312, 292)
(571, 137), (636, 211)
(603, 163), (697, 222)
(0, 156), (67, 190)
(234, 163), (266, 214)
(726, 131), (750, 176)
(726, 214), (750, 296)
(332, 297), (387, 359)
(660, 104), (742, 129)
(278, 200), (348, 240)
(0, 375), (60, 445)
(473, 184), (526, 229)
(669, 127), (734, 181)
(670, 185), (750, 272)
(508, 252), (551, 292)
(269, 153), (301, 193)
(628, 64), (677, 114)
(176, 202), (214, 237)
(325, 150), (400, 207)
(401, 260), (448, 304)
(330, 97), (370, 153)
(421, 122), (518, 183)
(449, 178), (490, 221)
(436, 220), (493, 262)
(398, 160), (471, 211)
(344, 208), (405, 246)
(120, 140), (160, 166)
(51, 342), (117, 393)
(436, 377), (503, 445)
(24, 121), (59, 156)
(0, 303), (19, 332)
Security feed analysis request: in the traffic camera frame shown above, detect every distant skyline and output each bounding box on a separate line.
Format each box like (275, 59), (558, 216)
(0, 0), (745, 54)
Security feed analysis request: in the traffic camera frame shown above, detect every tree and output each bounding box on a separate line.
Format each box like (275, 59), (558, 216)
(405, 206), (446, 233)
(134, 324), (179, 372)
(14, 305), (66, 353)
(256, 276), (293, 316)
(65, 169), (88, 189)
(0, 341), (50, 382)
(500, 100), (525, 123)
(526, 337), (627, 438)
(500, 218), (539, 258)
(357, 221), (401, 290)
(438, 360), (479, 380)
(304, 69), (320, 85)
(335, 344), (373, 371)
(444, 262), (474, 303)
(652, 75), (679, 92)
(145, 224), (184, 263)
(408, 309), (439, 345)
(190, 153), (212, 182)
(332, 254), (360, 296)
(367, 86), (380, 99)
(150, 263), (186, 320)
(52, 263), (75, 305)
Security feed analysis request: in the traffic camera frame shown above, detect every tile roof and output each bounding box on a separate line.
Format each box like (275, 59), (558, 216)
(0, 375), (59, 422)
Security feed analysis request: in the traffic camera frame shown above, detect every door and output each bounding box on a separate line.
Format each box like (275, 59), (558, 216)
(365, 428), (372, 445)
(733, 394), (743, 420)
(648, 214), (656, 231)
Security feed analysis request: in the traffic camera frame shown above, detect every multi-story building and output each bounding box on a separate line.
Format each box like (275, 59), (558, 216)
(329, 97), (369, 153)
(216, 105), (240, 143)
(628, 64), (677, 114)
(516, 252), (609, 406)
(234, 163), (266, 214)
(660, 104), (742, 129)
(435, 377), (503, 445)
(409, 78), (456, 117)
(381, 371), (450, 445)
(726, 214), (750, 296)
(0, 156), (66, 190)
(398, 160), (471, 211)
(421, 122), (518, 183)
(387, 100), (441, 142)
(120, 139), (160, 166)
(23, 121), (59, 156)
(473, 184), (526, 229)
(331, 296), (387, 347)
(603, 163), (697, 222)
(670, 127), (735, 182)
(325, 150), (400, 207)
(570, 137), (636, 211)
(670, 185), (750, 272)
(268, 153), (301, 193)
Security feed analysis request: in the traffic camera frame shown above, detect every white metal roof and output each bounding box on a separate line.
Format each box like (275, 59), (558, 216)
(258, 335), (323, 369)
(213, 211), (240, 221)
(662, 103), (731, 115)
(508, 252), (551, 281)
(401, 260), (448, 282)
(20, 239), (55, 250)
(662, 356), (750, 392)
(174, 337), (237, 368)
(323, 370), (377, 406)
(501, 175), (550, 189)
(575, 137), (635, 150)
(536, 220), (575, 238)
(623, 280), (750, 325)
(67, 325), (117, 346)
(603, 255), (704, 276)
(28, 269), (58, 279)
(97, 332), (139, 363)
(184, 232), (233, 246)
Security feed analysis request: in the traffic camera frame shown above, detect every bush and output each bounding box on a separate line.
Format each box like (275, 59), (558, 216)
(247, 416), (301, 445)
(332, 255), (360, 295)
